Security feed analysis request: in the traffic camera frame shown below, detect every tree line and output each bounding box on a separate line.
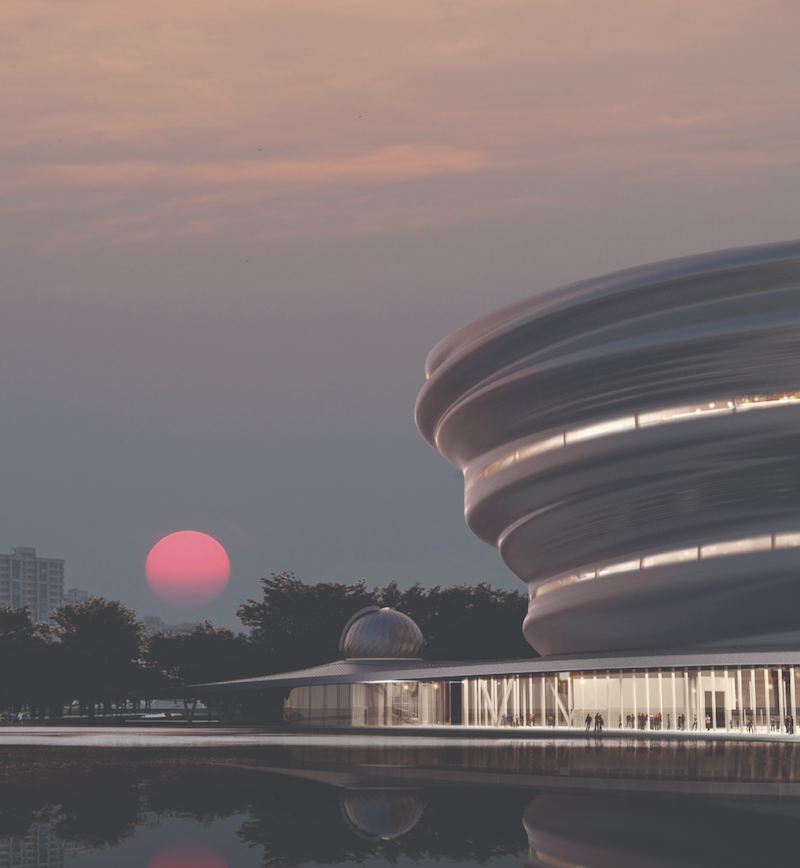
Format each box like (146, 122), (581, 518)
(0, 571), (536, 719)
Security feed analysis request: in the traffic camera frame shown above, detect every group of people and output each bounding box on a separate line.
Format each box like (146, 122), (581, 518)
(500, 713), (534, 727)
(584, 712), (604, 732)
(495, 709), (797, 733)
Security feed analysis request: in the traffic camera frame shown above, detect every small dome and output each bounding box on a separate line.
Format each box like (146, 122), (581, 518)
(340, 607), (424, 659)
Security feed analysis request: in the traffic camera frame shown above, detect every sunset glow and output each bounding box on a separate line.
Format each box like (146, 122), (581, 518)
(145, 531), (230, 605)
(148, 843), (227, 868)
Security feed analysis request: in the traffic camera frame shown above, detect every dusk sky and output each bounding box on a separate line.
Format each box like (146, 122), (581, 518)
(3, 0), (800, 628)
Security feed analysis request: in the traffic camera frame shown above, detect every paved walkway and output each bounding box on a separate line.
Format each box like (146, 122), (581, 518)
(0, 724), (798, 746)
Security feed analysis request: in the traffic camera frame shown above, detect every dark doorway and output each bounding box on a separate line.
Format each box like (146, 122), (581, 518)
(704, 691), (726, 728)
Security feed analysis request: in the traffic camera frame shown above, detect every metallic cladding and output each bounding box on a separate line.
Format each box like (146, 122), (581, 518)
(342, 607), (424, 659)
(415, 241), (800, 656)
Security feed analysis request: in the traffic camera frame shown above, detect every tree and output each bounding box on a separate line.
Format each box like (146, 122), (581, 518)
(238, 574), (537, 671)
(237, 571), (379, 673)
(144, 622), (253, 687)
(0, 606), (49, 712)
(49, 598), (144, 723)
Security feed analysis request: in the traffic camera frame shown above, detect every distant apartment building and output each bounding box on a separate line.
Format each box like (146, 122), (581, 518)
(62, 587), (90, 606)
(0, 547), (64, 622)
(142, 615), (194, 637)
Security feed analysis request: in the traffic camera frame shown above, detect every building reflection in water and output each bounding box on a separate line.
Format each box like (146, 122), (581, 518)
(523, 790), (800, 868)
(339, 789), (424, 841)
(2, 745), (800, 866)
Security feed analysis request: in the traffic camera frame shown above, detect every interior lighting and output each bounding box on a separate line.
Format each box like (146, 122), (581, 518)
(402, 684), (409, 691)
(469, 389), (800, 490)
(433, 683), (439, 690)
(558, 672), (570, 682)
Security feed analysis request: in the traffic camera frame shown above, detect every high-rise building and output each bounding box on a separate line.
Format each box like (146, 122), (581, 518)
(0, 547), (64, 621)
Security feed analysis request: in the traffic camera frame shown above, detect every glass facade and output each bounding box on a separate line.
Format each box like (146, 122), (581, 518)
(461, 666), (800, 733)
(285, 680), (450, 726)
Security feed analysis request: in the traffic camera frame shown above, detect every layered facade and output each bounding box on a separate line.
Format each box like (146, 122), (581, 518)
(415, 240), (800, 656)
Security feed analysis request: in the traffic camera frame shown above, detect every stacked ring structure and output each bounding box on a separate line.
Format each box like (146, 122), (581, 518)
(415, 241), (800, 656)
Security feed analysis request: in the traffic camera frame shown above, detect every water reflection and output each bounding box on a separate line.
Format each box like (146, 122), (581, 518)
(0, 741), (799, 866)
(340, 789), (424, 840)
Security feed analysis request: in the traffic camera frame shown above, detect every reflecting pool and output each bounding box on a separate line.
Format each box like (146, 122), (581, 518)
(1, 731), (798, 866)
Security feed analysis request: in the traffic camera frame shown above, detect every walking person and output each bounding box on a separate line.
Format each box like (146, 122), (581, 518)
(585, 713), (592, 732)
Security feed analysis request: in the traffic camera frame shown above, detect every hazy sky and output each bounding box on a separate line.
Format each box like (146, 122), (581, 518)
(3, 0), (800, 628)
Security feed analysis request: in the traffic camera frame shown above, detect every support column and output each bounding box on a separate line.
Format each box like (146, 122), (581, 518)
(737, 668), (744, 731)
(632, 671), (638, 729)
(221, 693), (238, 724)
(606, 672), (611, 730)
(645, 671), (651, 730)
(658, 670), (664, 729)
(791, 668), (797, 735)
(182, 697), (197, 724)
(723, 668), (731, 732)
(750, 668), (756, 729)
(553, 675), (559, 727)
(540, 677), (546, 727)
(671, 670), (677, 731)
(710, 668), (716, 732)
(683, 669), (690, 730)
(764, 668), (771, 731)
(778, 667), (786, 733)
(567, 675), (573, 728)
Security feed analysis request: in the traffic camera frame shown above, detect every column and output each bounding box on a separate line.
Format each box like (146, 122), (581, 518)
(737, 668), (744, 730)
(619, 672), (624, 728)
(669, 670), (676, 731)
(632, 671), (638, 729)
(514, 676), (520, 724)
(696, 669), (702, 727)
(606, 672), (611, 730)
(683, 669), (690, 730)
(710, 668), (716, 732)
(540, 676), (546, 727)
(764, 668), (771, 731)
(791, 668), (797, 734)
(567, 675), (573, 728)
(645, 671), (651, 730)
(658, 670), (664, 729)
(778, 667), (786, 733)
(749, 667), (756, 730)
(723, 668), (731, 732)
(553, 675), (559, 727)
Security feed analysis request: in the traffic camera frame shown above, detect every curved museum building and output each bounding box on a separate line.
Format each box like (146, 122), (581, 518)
(137, 241), (800, 735)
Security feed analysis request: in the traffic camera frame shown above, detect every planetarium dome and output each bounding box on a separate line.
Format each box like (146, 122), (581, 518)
(340, 607), (424, 659)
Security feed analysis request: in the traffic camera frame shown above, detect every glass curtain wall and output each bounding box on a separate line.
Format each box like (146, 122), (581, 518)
(285, 681), (449, 726)
(461, 667), (800, 733)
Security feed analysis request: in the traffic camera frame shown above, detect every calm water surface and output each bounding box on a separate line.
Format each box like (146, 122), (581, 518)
(2, 729), (799, 867)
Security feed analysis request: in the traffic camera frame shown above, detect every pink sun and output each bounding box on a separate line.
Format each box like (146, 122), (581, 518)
(148, 843), (227, 868)
(145, 530), (230, 605)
